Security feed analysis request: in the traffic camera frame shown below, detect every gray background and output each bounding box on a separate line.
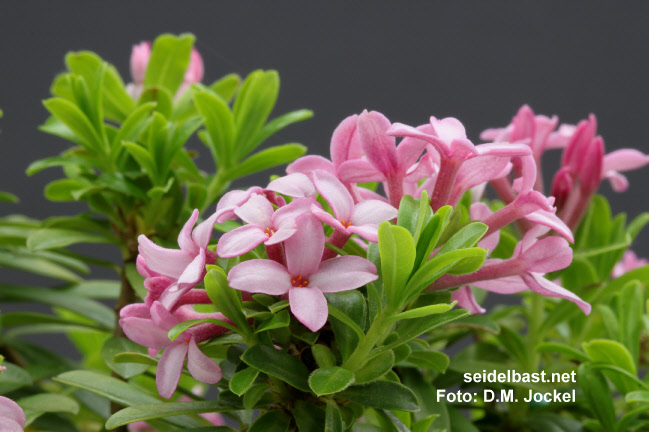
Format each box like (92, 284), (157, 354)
(1, 2), (648, 352)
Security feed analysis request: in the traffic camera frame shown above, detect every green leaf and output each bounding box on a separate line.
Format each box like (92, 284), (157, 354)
(379, 222), (416, 306)
(106, 401), (228, 430)
(54, 371), (158, 407)
(407, 350), (450, 372)
(394, 309), (469, 349)
(204, 267), (250, 334)
(229, 367), (260, 396)
(312, 344), (337, 368)
(210, 73), (241, 103)
(248, 410), (291, 432)
(43, 98), (104, 153)
(18, 393), (79, 422)
(536, 343), (589, 363)
(447, 314), (500, 334)
(626, 391), (649, 404)
(241, 345), (310, 392)
(497, 326), (529, 368)
(194, 90), (235, 168)
(143, 33), (195, 96)
(101, 337), (149, 379)
(243, 384), (270, 410)
(26, 228), (115, 251)
(438, 222), (487, 254)
(617, 280), (644, 365)
(339, 381), (419, 412)
(325, 401), (344, 432)
(255, 310), (290, 333)
(583, 339), (638, 394)
(389, 303), (455, 322)
(113, 353), (157, 366)
(577, 364), (616, 432)
(309, 366), (355, 396)
(0, 191), (18, 203)
(226, 143), (306, 180)
(354, 350), (395, 384)
(43, 178), (87, 202)
(168, 318), (240, 340)
(326, 290), (367, 361)
(248, 109), (313, 153)
(0, 362), (33, 393)
(293, 400), (326, 432)
(139, 86), (173, 118)
(415, 206), (452, 269)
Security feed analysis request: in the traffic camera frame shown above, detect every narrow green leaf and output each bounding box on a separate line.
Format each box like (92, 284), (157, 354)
(241, 345), (310, 392)
(106, 401), (227, 430)
(312, 344), (336, 368)
(195, 90), (235, 168)
(577, 364), (616, 432)
(255, 310), (290, 333)
(308, 366), (355, 396)
(113, 353), (157, 366)
(326, 290), (367, 361)
(407, 351), (450, 372)
(0, 363), (33, 393)
(27, 228), (115, 251)
(583, 339), (638, 394)
(204, 267), (250, 333)
(168, 318), (240, 341)
(144, 33), (195, 96)
(226, 143), (306, 180)
(0, 192), (18, 203)
(101, 337), (149, 379)
(626, 391), (649, 404)
(389, 303), (455, 322)
(536, 343), (589, 363)
(43, 97), (103, 152)
(438, 222), (487, 254)
(354, 350), (395, 384)
(18, 393), (79, 417)
(210, 73), (241, 103)
(243, 384), (269, 410)
(247, 109), (313, 155)
(339, 381), (419, 412)
(379, 222), (416, 306)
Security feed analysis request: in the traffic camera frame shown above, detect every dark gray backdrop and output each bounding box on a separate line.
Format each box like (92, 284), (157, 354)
(1, 2), (648, 320)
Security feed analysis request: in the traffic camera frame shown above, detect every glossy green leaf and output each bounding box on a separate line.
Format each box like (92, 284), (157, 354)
(394, 309), (469, 349)
(389, 302), (455, 323)
(255, 309), (290, 333)
(229, 367), (260, 396)
(143, 33), (195, 96)
(248, 409), (291, 432)
(583, 339), (638, 394)
(327, 290), (367, 361)
(407, 351), (449, 372)
(309, 366), (355, 396)
(194, 89), (235, 168)
(44, 178), (87, 202)
(113, 352), (157, 366)
(378, 222), (415, 306)
(226, 143), (306, 180)
(497, 326), (529, 367)
(325, 400), (344, 432)
(438, 222), (487, 254)
(26, 227), (115, 251)
(101, 337), (149, 379)
(339, 381), (419, 412)
(43, 97), (104, 152)
(210, 73), (241, 103)
(243, 384), (270, 410)
(617, 280), (644, 365)
(18, 393), (79, 422)
(241, 345), (310, 392)
(168, 318), (240, 341)
(106, 401), (228, 430)
(415, 206), (452, 269)
(447, 314), (500, 334)
(354, 350), (395, 384)
(248, 109), (313, 153)
(626, 391), (649, 404)
(0, 362), (33, 393)
(205, 267), (249, 334)
(312, 344), (337, 368)
(293, 400), (326, 432)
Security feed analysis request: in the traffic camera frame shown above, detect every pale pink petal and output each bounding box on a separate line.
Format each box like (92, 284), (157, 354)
(388, 123), (447, 156)
(0, 396), (26, 428)
(509, 105), (535, 143)
(137, 254), (159, 278)
(602, 149), (649, 173)
(214, 187), (262, 223)
(176, 249), (206, 290)
(234, 194), (274, 228)
(138, 235), (194, 279)
(150, 302), (179, 331)
(192, 212), (218, 249)
(311, 205), (347, 232)
(177, 210), (199, 254)
(348, 224), (379, 242)
(287, 155), (336, 178)
(130, 42), (151, 85)
(525, 210), (574, 242)
(357, 186), (390, 203)
(338, 158), (386, 183)
(217, 225), (269, 258)
(480, 127), (509, 142)
(120, 303), (152, 320)
(184, 48), (204, 84)
(331, 114), (362, 167)
(284, 214), (325, 277)
(228, 260), (291, 295)
(451, 286), (485, 314)
(358, 110), (398, 176)
(472, 276), (528, 294)
(396, 136), (428, 172)
(604, 171), (629, 192)
(475, 143), (531, 157)
(144, 277), (172, 306)
(0, 418), (23, 432)
(520, 236), (572, 273)
(314, 170), (354, 221)
(470, 203), (499, 252)
(431, 117), (467, 143)
(265, 226), (298, 245)
(157, 342), (189, 399)
(187, 339), (222, 384)
(267, 173), (315, 198)
(453, 155), (511, 197)
(273, 197), (318, 229)
(122, 317), (171, 349)
(350, 200), (398, 226)
(310, 255), (377, 293)
(521, 273), (591, 315)
(289, 286), (329, 331)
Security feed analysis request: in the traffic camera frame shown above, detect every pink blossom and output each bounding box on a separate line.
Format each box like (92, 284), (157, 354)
(0, 396), (25, 432)
(311, 170), (398, 243)
(228, 214), (378, 331)
(137, 210), (218, 309)
(130, 42), (151, 86)
(612, 250), (648, 278)
(120, 302), (228, 399)
(217, 195), (316, 258)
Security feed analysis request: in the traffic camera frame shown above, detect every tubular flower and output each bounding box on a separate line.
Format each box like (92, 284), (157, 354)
(228, 214), (378, 331)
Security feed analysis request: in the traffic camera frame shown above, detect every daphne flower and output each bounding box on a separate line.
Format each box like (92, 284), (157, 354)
(612, 250), (648, 278)
(228, 214), (378, 331)
(0, 396), (25, 432)
(311, 170), (398, 242)
(120, 302), (228, 399)
(137, 209), (217, 308)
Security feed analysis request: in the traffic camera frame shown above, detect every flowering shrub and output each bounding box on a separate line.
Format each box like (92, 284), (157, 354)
(1, 33), (649, 432)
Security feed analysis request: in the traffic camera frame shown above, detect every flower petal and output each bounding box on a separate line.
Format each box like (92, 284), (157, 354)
(156, 342), (189, 399)
(289, 286), (329, 331)
(310, 255), (377, 293)
(287, 155), (336, 178)
(138, 235), (194, 280)
(521, 273), (591, 315)
(525, 210), (574, 243)
(350, 199), (398, 227)
(603, 149), (649, 173)
(121, 317), (171, 349)
(234, 194), (274, 227)
(311, 205), (347, 233)
(520, 236), (572, 273)
(471, 276), (528, 294)
(177, 210), (199, 254)
(431, 117), (467, 143)
(331, 114), (362, 167)
(176, 249), (206, 291)
(192, 212), (218, 249)
(337, 158), (386, 183)
(284, 214), (325, 277)
(187, 339), (222, 384)
(451, 286), (485, 315)
(267, 173), (316, 198)
(228, 259), (291, 295)
(313, 170), (354, 221)
(0, 396), (26, 428)
(358, 110), (398, 176)
(217, 225), (269, 258)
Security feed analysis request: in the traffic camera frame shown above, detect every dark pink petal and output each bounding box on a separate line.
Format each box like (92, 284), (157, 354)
(284, 214), (325, 277)
(287, 155), (336, 179)
(521, 273), (591, 315)
(351, 200), (398, 226)
(338, 158), (386, 183)
(310, 255), (377, 293)
(358, 110), (398, 175)
(156, 342), (189, 399)
(217, 225), (269, 258)
(177, 210), (200, 254)
(0, 396), (25, 429)
(234, 194), (274, 228)
(187, 339), (222, 384)
(331, 114), (362, 167)
(121, 317), (171, 349)
(267, 173), (315, 197)
(288, 286), (329, 331)
(138, 235), (194, 280)
(228, 260), (291, 295)
(451, 286), (485, 314)
(313, 170), (354, 221)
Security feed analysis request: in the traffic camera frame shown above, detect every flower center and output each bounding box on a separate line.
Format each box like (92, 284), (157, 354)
(265, 228), (276, 237)
(185, 338), (191, 343)
(291, 275), (309, 288)
(340, 220), (352, 228)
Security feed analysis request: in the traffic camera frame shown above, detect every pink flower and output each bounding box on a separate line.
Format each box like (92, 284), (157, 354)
(0, 396), (25, 432)
(311, 170), (398, 243)
(120, 302), (228, 399)
(137, 209), (217, 309)
(228, 214), (378, 331)
(612, 250), (648, 278)
(130, 42), (151, 86)
(217, 195), (316, 258)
